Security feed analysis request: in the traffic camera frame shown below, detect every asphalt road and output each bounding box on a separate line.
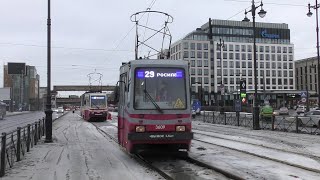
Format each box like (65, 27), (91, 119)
(0, 111), (65, 134)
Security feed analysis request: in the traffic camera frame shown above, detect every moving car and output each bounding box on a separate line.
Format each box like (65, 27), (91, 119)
(57, 107), (64, 113)
(296, 105), (306, 114)
(279, 107), (289, 115)
(298, 110), (320, 127)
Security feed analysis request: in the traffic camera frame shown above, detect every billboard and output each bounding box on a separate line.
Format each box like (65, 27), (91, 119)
(8, 62), (26, 75)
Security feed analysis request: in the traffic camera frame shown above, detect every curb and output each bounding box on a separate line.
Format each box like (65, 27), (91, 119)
(6, 111), (34, 117)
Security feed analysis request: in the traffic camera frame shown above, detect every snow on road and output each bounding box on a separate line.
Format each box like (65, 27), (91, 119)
(2, 113), (162, 180)
(93, 112), (320, 179)
(191, 121), (320, 179)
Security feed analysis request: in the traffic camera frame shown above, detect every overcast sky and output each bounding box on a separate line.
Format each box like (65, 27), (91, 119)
(0, 0), (315, 90)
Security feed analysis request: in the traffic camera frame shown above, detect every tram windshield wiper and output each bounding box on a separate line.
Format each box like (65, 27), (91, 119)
(91, 101), (100, 109)
(143, 89), (163, 113)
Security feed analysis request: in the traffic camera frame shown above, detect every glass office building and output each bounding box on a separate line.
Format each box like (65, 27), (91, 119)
(170, 19), (295, 106)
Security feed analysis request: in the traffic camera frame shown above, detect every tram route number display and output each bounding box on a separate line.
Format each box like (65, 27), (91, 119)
(136, 69), (184, 78)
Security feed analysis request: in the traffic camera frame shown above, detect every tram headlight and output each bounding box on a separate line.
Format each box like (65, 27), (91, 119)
(176, 126), (185, 132)
(135, 126), (145, 133)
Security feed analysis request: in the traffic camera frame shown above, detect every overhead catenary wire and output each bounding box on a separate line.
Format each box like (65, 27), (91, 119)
(223, 0), (306, 7)
(112, 0), (158, 51)
(0, 42), (136, 52)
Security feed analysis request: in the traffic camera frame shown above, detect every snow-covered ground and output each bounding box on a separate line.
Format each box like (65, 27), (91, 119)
(1, 113), (162, 180)
(101, 113), (320, 179)
(191, 121), (320, 179)
(3, 111), (320, 180)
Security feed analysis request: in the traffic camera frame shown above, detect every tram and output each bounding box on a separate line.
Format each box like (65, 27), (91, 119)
(115, 59), (193, 153)
(80, 91), (110, 121)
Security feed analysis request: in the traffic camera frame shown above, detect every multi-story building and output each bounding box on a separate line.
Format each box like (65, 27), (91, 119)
(170, 19), (295, 107)
(3, 64), (40, 111)
(295, 57), (318, 105)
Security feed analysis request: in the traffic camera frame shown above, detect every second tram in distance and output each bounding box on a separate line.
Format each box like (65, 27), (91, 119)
(80, 91), (110, 121)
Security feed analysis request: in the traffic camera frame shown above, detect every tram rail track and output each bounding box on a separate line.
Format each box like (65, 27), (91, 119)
(193, 132), (320, 174)
(92, 121), (244, 180)
(193, 129), (320, 161)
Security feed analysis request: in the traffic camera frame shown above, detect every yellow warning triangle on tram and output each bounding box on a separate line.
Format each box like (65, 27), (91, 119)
(174, 98), (185, 108)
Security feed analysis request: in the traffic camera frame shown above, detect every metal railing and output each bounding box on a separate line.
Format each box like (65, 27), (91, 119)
(198, 111), (320, 135)
(0, 118), (45, 177)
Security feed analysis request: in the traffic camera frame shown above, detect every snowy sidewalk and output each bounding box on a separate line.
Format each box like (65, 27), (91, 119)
(2, 113), (159, 180)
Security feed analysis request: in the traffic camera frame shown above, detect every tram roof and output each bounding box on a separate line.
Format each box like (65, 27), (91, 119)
(123, 59), (188, 66)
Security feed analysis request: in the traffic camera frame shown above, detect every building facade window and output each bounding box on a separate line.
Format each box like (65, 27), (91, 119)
(191, 60), (195, 67)
(183, 42), (189, 49)
(197, 60), (202, 67)
(197, 43), (202, 50)
(197, 51), (202, 58)
(190, 51), (195, 58)
(190, 43), (195, 50)
(183, 51), (189, 58)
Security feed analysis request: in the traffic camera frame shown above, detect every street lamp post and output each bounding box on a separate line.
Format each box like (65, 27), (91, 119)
(217, 38), (225, 113)
(242, 0), (267, 130)
(45, 0), (53, 143)
(307, 1), (320, 108)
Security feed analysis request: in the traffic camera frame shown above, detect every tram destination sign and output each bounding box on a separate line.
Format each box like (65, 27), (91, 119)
(136, 68), (184, 79)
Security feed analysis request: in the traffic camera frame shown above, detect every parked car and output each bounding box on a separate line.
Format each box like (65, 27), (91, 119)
(279, 107), (289, 115)
(296, 105), (306, 114)
(57, 107), (64, 113)
(298, 110), (320, 127)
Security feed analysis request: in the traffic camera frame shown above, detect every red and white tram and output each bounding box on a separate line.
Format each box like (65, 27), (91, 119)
(116, 59), (193, 153)
(80, 92), (110, 121)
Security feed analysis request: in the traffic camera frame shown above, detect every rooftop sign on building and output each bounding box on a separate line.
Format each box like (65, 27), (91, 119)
(7, 62), (26, 75)
(261, 29), (280, 39)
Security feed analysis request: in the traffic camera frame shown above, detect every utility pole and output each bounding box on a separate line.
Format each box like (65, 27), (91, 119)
(307, 1), (320, 107)
(217, 38), (225, 114)
(45, 0), (53, 143)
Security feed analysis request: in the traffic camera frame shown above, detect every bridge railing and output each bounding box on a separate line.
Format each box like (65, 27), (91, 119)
(0, 118), (45, 177)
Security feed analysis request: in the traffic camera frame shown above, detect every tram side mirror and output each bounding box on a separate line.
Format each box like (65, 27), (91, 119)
(114, 86), (120, 103)
(115, 80), (126, 103)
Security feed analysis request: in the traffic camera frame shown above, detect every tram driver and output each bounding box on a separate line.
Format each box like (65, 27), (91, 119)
(157, 81), (168, 101)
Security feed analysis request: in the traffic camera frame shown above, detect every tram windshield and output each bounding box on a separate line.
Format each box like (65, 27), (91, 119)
(134, 68), (187, 110)
(90, 96), (106, 108)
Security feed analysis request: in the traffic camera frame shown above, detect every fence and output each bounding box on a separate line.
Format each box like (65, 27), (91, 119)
(199, 111), (320, 135)
(0, 118), (45, 177)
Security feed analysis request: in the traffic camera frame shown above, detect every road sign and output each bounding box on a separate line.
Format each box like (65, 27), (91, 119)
(301, 97), (307, 103)
(242, 97), (246, 103)
(235, 99), (242, 112)
(240, 93), (246, 98)
(240, 79), (246, 93)
(300, 91), (308, 98)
